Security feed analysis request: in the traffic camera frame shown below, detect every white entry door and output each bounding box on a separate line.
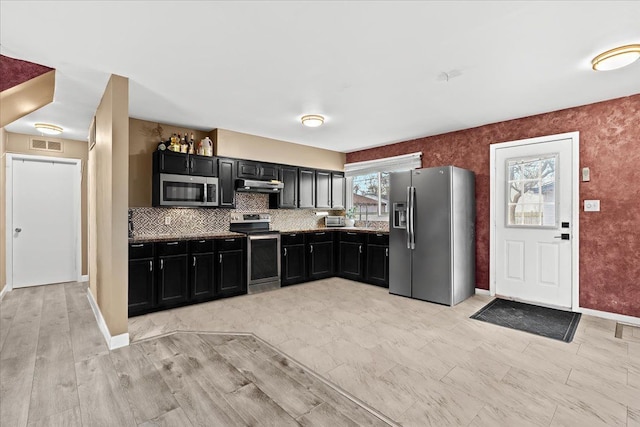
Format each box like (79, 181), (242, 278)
(10, 155), (80, 288)
(493, 133), (577, 308)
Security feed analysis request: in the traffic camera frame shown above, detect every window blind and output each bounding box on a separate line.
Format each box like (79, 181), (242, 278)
(343, 152), (422, 177)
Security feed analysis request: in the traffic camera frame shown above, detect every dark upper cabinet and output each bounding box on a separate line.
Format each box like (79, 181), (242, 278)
(306, 232), (334, 280)
(366, 233), (389, 287)
(281, 233), (306, 285)
(338, 232), (366, 281)
(216, 238), (246, 297)
(128, 242), (155, 317)
(270, 165), (298, 209)
(298, 168), (316, 208)
(237, 160), (280, 181)
(315, 170), (331, 209)
(189, 240), (216, 302)
(331, 172), (346, 210)
(217, 158), (236, 208)
(154, 151), (216, 177)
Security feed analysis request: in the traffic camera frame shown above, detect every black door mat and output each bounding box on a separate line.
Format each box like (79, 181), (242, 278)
(470, 298), (581, 343)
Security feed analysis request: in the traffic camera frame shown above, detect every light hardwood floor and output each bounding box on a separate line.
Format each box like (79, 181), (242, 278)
(2, 279), (639, 426)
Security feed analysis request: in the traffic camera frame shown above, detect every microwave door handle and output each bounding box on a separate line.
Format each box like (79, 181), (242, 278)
(203, 182), (207, 204)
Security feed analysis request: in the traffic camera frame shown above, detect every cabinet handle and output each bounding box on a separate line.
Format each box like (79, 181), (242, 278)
(359, 245), (362, 254)
(131, 244), (144, 248)
(190, 159), (194, 170)
(198, 240), (206, 243)
(284, 248), (287, 256)
(289, 234), (296, 237)
(149, 260), (153, 271)
(166, 242), (179, 246)
(193, 256), (196, 267)
(219, 254), (223, 263)
(310, 245), (313, 253)
(160, 259), (164, 269)
(347, 232), (356, 235)
(377, 233), (383, 237)
(315, 232), (325, 236)
(386, 248), (389, 257)
(225, 239), (235, 242)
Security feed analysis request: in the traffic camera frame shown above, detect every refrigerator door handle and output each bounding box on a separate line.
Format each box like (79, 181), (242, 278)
(410, 186), (416, 250)
(406, 186), (411, 249)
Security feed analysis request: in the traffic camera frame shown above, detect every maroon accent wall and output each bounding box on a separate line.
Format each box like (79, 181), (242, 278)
(347, 94), (640, 318)
(0, 55), (53, 92)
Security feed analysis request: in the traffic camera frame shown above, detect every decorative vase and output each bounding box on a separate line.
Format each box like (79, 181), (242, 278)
(345, 218), (355, 227)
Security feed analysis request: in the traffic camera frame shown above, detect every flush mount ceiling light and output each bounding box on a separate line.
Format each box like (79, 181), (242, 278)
(301, 115), (325, 128)
(591, 44), (640, 71)
(34, 123), (63, 135)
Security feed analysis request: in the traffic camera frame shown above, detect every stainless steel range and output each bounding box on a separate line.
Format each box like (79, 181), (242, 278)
(229, 213), (281, 294)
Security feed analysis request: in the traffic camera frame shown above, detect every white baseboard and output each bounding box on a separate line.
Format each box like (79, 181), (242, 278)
(475, 288), (491, 296)
(86, 289), (129, 350)
(80, 275), (89, 282)
(577, 306), (640, 326)
(0, 283), (11, 301)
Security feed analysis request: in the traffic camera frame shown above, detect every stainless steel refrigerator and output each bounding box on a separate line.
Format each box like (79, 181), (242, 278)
(389, 166), (476, 306)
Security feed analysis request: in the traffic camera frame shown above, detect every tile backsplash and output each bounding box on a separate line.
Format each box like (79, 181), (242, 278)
(130, 193), (355, 236)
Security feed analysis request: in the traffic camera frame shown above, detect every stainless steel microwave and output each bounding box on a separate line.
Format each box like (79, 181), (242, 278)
(325, 216), (346, 227)
(153, 173), (219, 207)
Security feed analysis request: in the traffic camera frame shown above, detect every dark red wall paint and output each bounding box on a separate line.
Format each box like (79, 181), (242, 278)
(347, 94), (640, 317)
(0, 55), (53, 92)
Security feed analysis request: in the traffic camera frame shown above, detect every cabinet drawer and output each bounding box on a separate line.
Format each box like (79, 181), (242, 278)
(216, 237), (244, 251)
(340, 231), (366, 243)
(156, 241), (188, 256)
(129, 242), (154, 259)
(306, 231), (334, 243)
(281, 233), (304, 245)
(188, 239), (215, 254)
(368, 233), (389, 246)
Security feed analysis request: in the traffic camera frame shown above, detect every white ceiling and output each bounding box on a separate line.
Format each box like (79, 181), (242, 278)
(2, 1), (639, 152)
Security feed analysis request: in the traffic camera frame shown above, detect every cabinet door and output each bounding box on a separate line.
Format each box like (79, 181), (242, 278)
(217, 249), (246, 296)
(237, 160), (260, 179)
(366, 244), (389, 287)
(260, 163), (280, 181)
(298, 168), (316, 208)
(157, 151), (190, 175)
(217, 158), (236, 207)
(157, 254), (189, 307)
(128, 258), (155, 316)
(282, 244), (306, 285)
(331, 172), (346, 209)
(190, 156), (217, 177)
(308, 241), (334, 279)
(315, 170), (331, 209)
(191, 253), (216, 301)
(339, 241), (364, 280)
(278, 166), (298, 209)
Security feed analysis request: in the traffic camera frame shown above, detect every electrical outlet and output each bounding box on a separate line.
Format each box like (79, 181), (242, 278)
(164, 216), (171, 225)
(584, 200), (600, 212)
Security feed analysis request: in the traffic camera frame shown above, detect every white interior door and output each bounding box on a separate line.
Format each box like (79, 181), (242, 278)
(494, 135), (576, 308)
(11, 156), (79, 288)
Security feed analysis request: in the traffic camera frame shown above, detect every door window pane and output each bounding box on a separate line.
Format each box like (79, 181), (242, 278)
(506, 154), (558, 227)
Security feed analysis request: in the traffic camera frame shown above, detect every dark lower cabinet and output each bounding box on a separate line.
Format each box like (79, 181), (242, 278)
(217, 249), (246, 296)
(128, 257), (155, 316)
(282, 244), (306, 285)
(307, 232), (334, 280)
(157, 254), (189, 307)
(339, 241), (364, 281)
(366, 244), (389, 287)
(191, 253), (216, 302)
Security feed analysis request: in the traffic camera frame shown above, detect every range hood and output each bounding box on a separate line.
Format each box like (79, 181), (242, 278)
(235, 179), (284, 193)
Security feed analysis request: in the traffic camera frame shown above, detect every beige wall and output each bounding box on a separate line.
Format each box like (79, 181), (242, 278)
(129, 118), (209, 207)
(4, 131), (88, 276)
(90, 74), (129, 337)
(0, 128), (6, 288)
(213, 129), (346, 171)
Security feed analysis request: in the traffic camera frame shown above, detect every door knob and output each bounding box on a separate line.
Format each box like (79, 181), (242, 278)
(15, 228), (22, 233)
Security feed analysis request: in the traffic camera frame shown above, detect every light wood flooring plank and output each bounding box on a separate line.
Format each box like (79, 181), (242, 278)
(204, 335), (324, 418)
(76, 353), (137, 427)
(28, 332), (79, 423)
(38, 284), (70, 336)
(0, 290), (22, 352)
(138, 407), (194, 427)
(297, 401), (360, 427)
(154, 353), (247, 427)
(225, 382), (300, 427)
(63, 282), (89, 314)
(1, 376), (33, 427)
(68, 307), (108, 362)
(27, 406), (82, 427)
(110, 344), (179, 424)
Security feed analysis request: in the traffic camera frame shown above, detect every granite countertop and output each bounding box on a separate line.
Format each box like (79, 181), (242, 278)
(129, 231), (244, 243)
(278, 227), (389, 235)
